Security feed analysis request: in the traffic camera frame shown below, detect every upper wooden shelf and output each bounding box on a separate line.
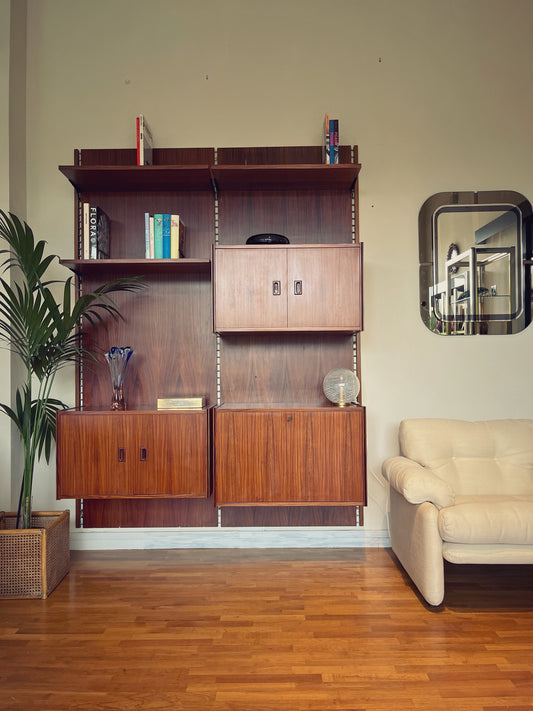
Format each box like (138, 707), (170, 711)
(59, 162), (361, 194)
(60, 258), (211, 276)
(58, 165), (213, 192)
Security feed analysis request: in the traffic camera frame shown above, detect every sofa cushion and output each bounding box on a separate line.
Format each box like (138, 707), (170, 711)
(438, 495), (533, 544)
(399, 418), (533, 497)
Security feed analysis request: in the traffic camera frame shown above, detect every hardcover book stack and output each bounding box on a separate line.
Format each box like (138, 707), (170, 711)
(144, 213), (186, 259)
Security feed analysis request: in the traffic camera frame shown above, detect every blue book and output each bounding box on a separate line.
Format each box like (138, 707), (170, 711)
(162, 214), (171, 258)
(153, 214), (163, 258)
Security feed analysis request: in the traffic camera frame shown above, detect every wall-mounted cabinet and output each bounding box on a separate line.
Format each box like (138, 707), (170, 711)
(57, 410), (209, 499)
(213, 244), (362, 332)
(214, 406), (366, 506)
(56, 145), (365, 528)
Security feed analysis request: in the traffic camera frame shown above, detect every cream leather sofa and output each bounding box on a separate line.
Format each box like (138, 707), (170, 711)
(382, 418), (533, 606)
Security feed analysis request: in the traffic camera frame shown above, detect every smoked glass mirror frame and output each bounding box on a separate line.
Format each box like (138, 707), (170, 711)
(419, 191), (532, 335)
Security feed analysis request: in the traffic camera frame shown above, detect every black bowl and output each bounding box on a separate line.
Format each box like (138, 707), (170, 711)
(246, 233), (290, 245)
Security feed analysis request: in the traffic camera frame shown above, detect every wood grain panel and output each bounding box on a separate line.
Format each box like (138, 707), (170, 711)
(213, 247), (287, 330)
(57, 411), (209, 499)
(219, 332), (354, 405)
(57, 412), (131, 497)
(217, 144), (353, 165)
(213, 245), (361, 332)
(221, 505), (359, 526)
(214, 407), (366, 506)
(77, 146), (215, 167)
(287, 245), (362, 330)
(81, 497), (218, 527)
(131, 412), (209, 497)
(217, 190), (352, 246)
(79, 272), (216, 410)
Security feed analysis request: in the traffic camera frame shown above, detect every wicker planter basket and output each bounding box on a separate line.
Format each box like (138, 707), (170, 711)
(0, 510), (70, 599)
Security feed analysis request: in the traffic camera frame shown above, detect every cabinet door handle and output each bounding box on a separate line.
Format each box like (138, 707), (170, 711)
(139, 447), (147, 461)
(118, 447), (126, 462)
(272, 280), (281, 296)
(294, 280), (303, 295)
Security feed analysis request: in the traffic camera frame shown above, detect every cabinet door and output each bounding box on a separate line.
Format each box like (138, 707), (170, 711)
(56, 411), (209, 499)
(287, 245), (362, 330)
(214, 407), (366, 505)
(132, 412), (209, 496)
(56, 413), (132, 498)
(214, 247), (287, 330)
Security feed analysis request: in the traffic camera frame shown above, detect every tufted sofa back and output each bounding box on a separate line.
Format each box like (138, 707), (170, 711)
(399, 418), (533, 496)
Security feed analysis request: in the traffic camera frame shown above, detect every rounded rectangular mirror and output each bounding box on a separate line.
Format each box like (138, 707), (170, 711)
(419, 191), (532, 335)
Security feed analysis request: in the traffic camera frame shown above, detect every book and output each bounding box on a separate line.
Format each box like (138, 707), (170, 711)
(82, 202), (90, 259)
(149, 215), (155, 258)
(324, 113), (330, 164)
(88, 206), (110, 259)
(162, 214), (171, 258)
(157, 397), (206, 410)
(323, 114), (339, 164)
(170, 215), (186, 258)
(330, 118), (339, 164)
(153, 214), (163, 258)
(136, 114), (153, 166)
(144, 212), (151, 258)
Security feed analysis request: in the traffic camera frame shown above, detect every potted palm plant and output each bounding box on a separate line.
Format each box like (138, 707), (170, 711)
(0, 210), (143, 597)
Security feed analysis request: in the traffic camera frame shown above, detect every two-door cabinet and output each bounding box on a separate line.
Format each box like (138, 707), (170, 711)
(56, 410), (210, 499)
(214, 405), (366, 506)
(213, 244), (363, 332)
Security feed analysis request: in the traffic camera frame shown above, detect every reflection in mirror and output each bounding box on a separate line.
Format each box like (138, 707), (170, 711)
(419, 191), (532, 335)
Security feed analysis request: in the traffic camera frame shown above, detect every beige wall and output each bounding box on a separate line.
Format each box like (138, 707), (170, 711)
(0, 0), (11, 508)
(1, 0), (27, 509)
(12, 0), (533, 536)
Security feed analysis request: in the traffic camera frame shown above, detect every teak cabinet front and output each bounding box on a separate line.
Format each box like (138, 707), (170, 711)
(56, 410), (209, 499)
(214, 407), (366, 506)
(213, 244), (363, 332)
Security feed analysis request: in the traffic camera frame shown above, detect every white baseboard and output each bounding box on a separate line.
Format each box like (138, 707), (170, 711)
(70, 526), (391, 551)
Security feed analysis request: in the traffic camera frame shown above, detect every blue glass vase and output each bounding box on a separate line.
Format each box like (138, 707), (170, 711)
(105, 346), (133, 411)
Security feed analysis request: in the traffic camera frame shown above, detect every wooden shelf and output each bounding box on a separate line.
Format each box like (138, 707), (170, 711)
(59, 162), (361, 195)
(59, 164), (213, 192)
(217, 402), (363, 410)
(60, 257), (211, 276)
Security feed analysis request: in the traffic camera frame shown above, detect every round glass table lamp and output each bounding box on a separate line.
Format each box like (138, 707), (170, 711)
(323, 368), (360, 407)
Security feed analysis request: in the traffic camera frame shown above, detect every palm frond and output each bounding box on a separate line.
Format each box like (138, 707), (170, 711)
(0, 209), (146, 526)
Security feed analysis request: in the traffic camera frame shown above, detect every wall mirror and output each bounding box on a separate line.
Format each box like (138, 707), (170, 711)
(419, 191), (532, 335)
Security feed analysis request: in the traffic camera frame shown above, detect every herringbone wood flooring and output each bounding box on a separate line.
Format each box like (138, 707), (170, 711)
(1, 548), (532, 710)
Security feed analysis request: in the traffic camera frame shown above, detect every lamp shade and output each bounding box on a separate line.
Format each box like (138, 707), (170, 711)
(323, 368), (360, 407)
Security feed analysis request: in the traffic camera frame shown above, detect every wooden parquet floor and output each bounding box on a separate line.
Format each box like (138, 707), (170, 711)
(1, 547), (533, 711)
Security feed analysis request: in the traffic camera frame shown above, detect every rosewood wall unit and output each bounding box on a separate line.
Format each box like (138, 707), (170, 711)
(56, 145), (365, 528)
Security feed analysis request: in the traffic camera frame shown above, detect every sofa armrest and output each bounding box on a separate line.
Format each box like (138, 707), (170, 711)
(382, 456), (455, 509)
